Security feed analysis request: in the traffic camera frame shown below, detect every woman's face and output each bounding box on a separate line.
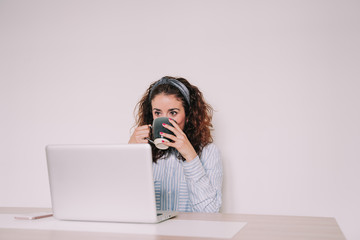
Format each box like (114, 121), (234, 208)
(151, 93), (186, 130)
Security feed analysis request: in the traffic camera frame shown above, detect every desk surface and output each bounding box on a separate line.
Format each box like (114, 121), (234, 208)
(0, 207), (345, 240)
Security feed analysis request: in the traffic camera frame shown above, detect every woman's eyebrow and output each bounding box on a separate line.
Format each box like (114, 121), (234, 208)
(152, 108), (180, 112)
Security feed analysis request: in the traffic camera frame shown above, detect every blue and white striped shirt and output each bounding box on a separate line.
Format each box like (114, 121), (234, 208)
(152, 143), (223, 212)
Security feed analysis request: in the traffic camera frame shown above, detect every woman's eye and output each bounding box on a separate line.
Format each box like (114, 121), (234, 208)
(170, 111), (177, 116)
(154, 111), (161, 116)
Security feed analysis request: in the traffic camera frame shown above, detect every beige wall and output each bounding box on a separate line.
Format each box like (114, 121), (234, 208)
(0, 0), (359, 239)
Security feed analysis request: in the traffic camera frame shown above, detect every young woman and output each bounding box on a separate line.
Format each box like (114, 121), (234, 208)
(129, 76), (222, 212)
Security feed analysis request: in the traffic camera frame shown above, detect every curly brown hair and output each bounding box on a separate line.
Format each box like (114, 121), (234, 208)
(133, 76), (214, 162)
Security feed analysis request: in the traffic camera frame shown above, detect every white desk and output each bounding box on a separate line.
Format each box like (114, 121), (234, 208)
(0, 207), (345, 240)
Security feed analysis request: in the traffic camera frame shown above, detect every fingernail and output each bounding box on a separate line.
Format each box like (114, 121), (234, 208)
(162, 123), (166, 126)
(162, 140), (165, 143)
(169, 118), (172, 121)
(160, 132), (163, 135)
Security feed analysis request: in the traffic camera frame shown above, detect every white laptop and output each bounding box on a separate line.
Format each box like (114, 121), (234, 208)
(46, 143), (177, 223)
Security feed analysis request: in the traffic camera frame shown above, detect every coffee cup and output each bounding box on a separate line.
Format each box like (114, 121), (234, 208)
(152, 117), (175, 150)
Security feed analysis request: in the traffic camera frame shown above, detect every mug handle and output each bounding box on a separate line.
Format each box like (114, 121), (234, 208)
(146, 137), (155, 144)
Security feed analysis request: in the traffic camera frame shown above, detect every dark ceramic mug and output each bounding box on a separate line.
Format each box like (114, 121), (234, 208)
(152, 117), (175, 150)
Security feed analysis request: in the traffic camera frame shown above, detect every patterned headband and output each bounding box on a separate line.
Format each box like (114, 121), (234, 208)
(149, 77), (190, 105)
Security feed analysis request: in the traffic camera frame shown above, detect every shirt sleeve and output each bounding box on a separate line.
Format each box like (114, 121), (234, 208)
(181, 143), (223, 212)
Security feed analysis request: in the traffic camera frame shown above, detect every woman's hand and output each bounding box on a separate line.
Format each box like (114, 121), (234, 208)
(128, 125), (151, 144)
(160, 118), (197, 162)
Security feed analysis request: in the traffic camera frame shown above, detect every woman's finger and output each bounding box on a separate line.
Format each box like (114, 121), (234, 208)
(168, 118), (183, 132)
(136, 124), (152, 131)
(162, 122), (182, 137)
(160, 132), (177, 142)
(129, 124), (151, 144)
